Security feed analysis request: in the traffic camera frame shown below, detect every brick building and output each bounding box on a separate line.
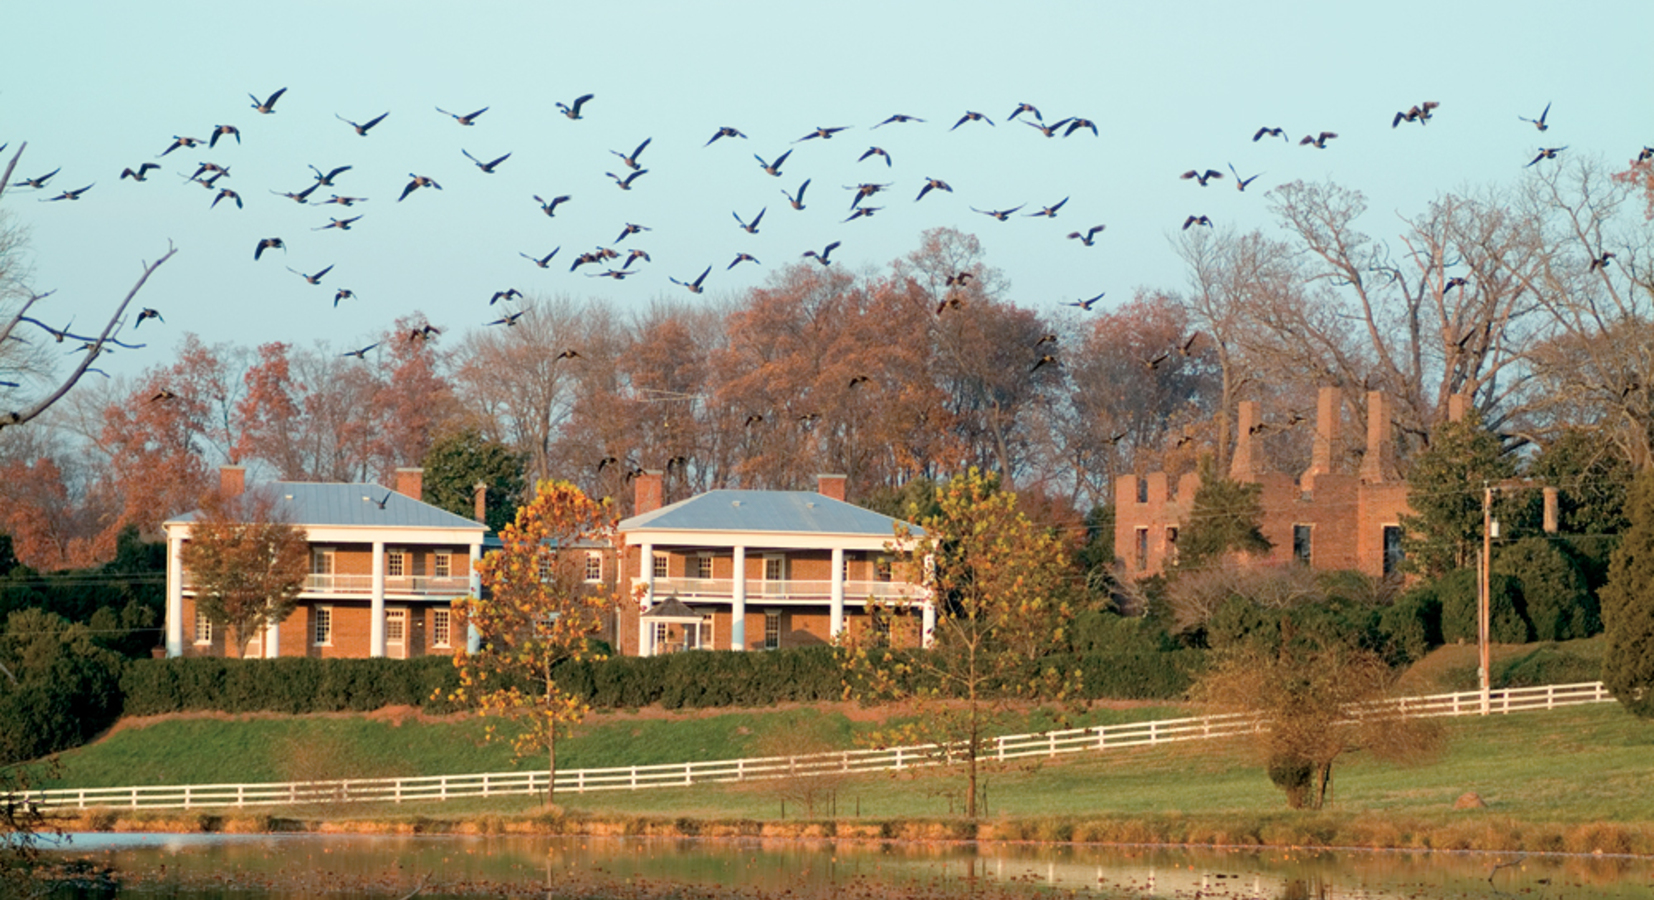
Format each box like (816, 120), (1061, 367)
(614, 472), (933, 655)
(1115, 388), (1427, 580)
(163, 466), (488, 659)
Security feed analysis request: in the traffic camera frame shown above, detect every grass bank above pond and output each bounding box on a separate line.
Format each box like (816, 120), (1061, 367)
(38, 702), (1654, 856)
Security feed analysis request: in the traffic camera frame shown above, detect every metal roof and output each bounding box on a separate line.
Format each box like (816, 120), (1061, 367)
(618, 490), (919, 537)
(167, 482), (487, 531)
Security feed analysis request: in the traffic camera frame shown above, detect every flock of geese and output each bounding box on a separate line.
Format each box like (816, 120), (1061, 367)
(8, 89), (1649, 397)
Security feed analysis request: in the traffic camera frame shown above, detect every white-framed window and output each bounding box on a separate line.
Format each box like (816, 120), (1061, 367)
(842, 556), (850, 581)
(763, 610), (781, 650)
(193, 609), (213, 645)
(434, 551), (452, 578)
(653, 621), (668, 647)
(653, 554), (668, 579)
(313, 606), (333, 646)
(585, 552), (603, 583)
(874, 556), (892, 582)
(432, 608), (452, 648)
(311, 547), (335, 575)
(764, 556), (785, 581)
(386, 549), (407, 578)
(872, 612), (892, 644)
(386, 608), (406, 644)
(538, 553), (552, 582)
(695, 555), (713, 579)
(699, 613), (715, 649)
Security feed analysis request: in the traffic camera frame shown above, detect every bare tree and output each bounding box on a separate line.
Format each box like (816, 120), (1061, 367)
(1521, 157), (1654, 468)
(1, 143), (176, 431)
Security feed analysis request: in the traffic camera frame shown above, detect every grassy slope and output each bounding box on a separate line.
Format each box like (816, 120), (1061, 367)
(43, 703), (1185, 790)
(39, 637), (1645, 839)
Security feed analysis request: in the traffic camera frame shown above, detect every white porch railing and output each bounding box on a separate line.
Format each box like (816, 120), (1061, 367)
(647, 577), (923, 602)
(299, 574), (470, 596)
(25, 682), (1614, 812)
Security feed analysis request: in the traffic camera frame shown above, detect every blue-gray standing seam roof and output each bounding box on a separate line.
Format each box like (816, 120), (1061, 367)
(618, 490), (920, 536)
(166, 482), (487, 530)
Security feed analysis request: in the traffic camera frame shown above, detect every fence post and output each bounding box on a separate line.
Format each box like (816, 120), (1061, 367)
(238, 785), (245, 808)
(895, 748), (904, 771)
(630, 766), (638, 789)
(1048, 732), (1056, 758)
(1096, 727), (1106, 750)
(1149, 721), (1158, 746)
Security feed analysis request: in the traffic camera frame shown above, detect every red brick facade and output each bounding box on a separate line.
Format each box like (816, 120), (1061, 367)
(1115, 389), (1446, 580)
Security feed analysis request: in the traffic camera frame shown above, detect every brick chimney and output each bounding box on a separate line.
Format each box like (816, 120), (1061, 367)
(817, 473), (847, 502)
(1304, 386), (1341, 478)
(1360, 391), (1398, 483)
(220, 465), (245, 498)
(1229, 401), (1259, 480)
(634, 469), (664, 515)
(1447, 392), (1470, 423)
(395, 467), (423, 502)
(473, 481), (488, 525)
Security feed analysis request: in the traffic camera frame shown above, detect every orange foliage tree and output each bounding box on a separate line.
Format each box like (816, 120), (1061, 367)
(177, 487), (309, 657)
(839, 469), (1081, 819)
(448, 480), (621, 803)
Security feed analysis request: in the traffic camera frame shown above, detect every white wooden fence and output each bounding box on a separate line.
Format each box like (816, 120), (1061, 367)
(28, 681), (1613, 812)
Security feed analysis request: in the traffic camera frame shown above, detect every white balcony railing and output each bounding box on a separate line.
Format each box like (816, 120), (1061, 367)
(647, 577), (923, 602)
(302, 574), (470, 596)
(183, 573), (469, 597)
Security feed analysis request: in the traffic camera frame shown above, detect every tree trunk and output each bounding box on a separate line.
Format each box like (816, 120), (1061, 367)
(547, 724), (557, 806)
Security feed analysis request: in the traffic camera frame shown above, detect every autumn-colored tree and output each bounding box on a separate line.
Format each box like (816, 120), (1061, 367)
(178, 488), (309, 657)
(1195, 624), (1444, 808)
(1064, 290), (1217, 502)
(367, 314), (463, 485)
(840, 469), (1080, 819)
(448, 480), (621, 803)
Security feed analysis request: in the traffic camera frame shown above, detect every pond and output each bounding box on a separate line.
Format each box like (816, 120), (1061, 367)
(34, 832), (1654, 899)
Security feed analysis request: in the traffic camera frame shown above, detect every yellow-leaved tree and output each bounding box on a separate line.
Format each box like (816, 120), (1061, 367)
(449, 480), (619, 804)
(840, 468), (1081, 819)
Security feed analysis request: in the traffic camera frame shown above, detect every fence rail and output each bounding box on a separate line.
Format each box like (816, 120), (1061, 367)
(28, 681), (1613, 812)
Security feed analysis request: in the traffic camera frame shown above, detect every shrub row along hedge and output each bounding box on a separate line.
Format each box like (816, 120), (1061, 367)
(119, 645), (1203, 717)
(120, 656), (462, 716)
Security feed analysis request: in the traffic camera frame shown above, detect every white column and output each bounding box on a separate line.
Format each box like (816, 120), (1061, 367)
(371, 539), (386, 657)
(265, 616), (280, 658)
(466, 540), (482, 653)
(921, 601), (936, 649)
(166, 533), (184, 657)
(829, 547), (846, 638)
(638, 542), (655, 657)
(731, 545), (747, 651)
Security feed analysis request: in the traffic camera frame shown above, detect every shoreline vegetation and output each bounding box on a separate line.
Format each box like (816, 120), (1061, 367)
(43, 806), (1654, 858)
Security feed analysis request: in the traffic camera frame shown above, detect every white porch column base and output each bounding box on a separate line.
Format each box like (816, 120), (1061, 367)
(829, 547), (846, 638)
(921, 601), (936, 649)
(371, 539), (386, 658)
(731, 545), (747, 650)
(165, 533), (184, 657)
(265, 617), (280, 658)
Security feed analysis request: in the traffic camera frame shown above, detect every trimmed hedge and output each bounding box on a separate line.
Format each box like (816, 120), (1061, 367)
(119, 643), (1203, 717)
(120, 656), (462, 716)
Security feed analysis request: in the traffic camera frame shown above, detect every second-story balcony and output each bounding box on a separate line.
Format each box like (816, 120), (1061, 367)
(180, 571), (470, 598)
(303, 573), (471, 597)
(644, 577), (924, 604)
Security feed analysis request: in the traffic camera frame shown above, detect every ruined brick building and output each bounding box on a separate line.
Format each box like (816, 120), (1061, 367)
(1115, 387), (1425, 579)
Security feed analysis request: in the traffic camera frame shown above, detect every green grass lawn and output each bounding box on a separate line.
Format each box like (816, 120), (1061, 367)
(42, 702), (1187, 790)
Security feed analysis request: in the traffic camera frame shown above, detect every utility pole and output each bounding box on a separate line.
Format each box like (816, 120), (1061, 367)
(1480, 484), (1492, 715)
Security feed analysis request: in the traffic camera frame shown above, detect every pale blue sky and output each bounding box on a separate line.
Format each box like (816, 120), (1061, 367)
(4, 1), (1650, 382)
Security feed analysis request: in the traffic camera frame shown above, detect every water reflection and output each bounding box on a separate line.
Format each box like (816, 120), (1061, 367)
(39, 833), (1654, 899)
